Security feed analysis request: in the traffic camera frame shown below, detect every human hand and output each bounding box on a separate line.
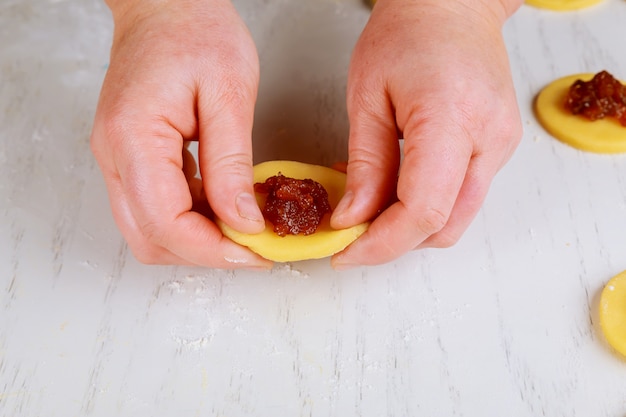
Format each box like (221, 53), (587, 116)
(331, 0), (523, 267)
(91, 0), (271, 269)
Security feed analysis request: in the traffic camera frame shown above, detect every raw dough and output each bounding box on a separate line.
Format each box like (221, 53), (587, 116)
(534, 73), (626, 153)
(217, 161), (369, 262)
(525, 0), (603, 10)
(599, 270), (626, 358)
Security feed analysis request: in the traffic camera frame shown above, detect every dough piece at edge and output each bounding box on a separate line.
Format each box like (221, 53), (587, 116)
(599, 270), (626, 358)
(217, 160), (369, 262)
(534, 73), (626, 153)
(525, 0), (603, 11)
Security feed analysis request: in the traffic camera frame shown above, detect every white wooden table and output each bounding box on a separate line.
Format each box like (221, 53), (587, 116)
(1, 0), (626, 416)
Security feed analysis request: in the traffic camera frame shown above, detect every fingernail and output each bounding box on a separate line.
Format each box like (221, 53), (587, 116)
(236, 192), (263, 223)
(333, 191), (354, 220)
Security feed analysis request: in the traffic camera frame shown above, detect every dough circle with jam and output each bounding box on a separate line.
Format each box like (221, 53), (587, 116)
(535, 73), (626, 153)
(525, 0), (604, 10)
(217, 161), (369, 262)
(599, 270), (626, 358)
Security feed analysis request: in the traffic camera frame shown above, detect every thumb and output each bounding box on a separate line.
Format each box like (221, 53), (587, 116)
(331, 88), (401, 229)
(198, 80), (265, 235)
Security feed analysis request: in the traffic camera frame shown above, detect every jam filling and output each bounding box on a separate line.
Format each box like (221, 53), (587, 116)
(254, 173), (331, 237)
(565, 70), (626, 126)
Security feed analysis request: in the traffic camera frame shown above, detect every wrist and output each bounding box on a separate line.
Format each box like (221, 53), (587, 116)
(105, 0), (233, 31)
(105, 0), (168, 36)
(374, 0), (521, 26)
(498, 0), (525, 17)
(105, 0), (241, 52)
(105, 0), (157, 21)
(462, 0), (524, 21)
(440, 0), (523, 24)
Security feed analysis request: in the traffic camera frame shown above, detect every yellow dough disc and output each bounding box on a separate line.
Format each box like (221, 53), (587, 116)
(525, 0), (604, 10)
(534, 73), (626, 153)
(599, 270), (626, 358)
(216, 161), (369, 263)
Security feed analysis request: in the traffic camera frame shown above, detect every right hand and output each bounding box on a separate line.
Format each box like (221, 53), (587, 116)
(91, 0), (272, 269)
(330, 0), (523, 267)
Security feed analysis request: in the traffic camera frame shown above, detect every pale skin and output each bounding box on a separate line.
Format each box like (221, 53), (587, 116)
(91, 0), (523, 269)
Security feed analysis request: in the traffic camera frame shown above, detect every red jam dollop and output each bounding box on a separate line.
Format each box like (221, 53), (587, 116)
(565, 70), (626, 126)
(254, 173), (331, 237)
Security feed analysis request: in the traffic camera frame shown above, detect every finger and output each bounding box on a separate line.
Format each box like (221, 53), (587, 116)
(197, 76), (265, 235)
(416, 152), (498, 249)
(414, 97), (521, 249)
(115, 129), (271, 269)
(158, 210), (273, 269)
(330, 87), (400, 230)
(332, 124), (473, 267)
(105, 171), (193, 265)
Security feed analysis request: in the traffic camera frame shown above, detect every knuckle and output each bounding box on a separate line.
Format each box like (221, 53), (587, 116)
(487, 104), (523, 145)
(89, 132), (105, 164)
(131, 245), (162, 265)
(503, 112), (524, 149)
(426, 229), (460, 249)
(139, 219), (170, 249)
(212, 151), (252, 173)
(204, 51), (258, 106)
(413, 206), (448, 236)
(217, 75), (254, 107)
(482, 100), (523, 149)
(348, 85), (377, 112)
(206, 154), (252, 196)
(124, 229), (168, 265)
(128, 221), (176, 265)
(92, 105), (134, 154)
(347, 146), (387, 172)
(348, 87), (394, 127)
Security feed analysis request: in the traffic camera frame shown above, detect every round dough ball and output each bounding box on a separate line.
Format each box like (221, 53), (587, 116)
(534, 73), (626, 153)
(217, 161), (369, 262)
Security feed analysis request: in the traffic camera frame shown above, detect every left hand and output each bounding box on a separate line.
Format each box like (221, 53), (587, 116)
(331, 0), (523, 268)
